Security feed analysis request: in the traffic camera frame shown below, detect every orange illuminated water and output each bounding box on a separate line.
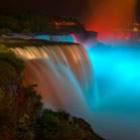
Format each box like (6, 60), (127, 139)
(12, 45), (96, 118)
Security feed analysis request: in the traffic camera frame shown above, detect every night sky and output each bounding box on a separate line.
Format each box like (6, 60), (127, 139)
(136, 0), (140, 21)
(0, 0), (140, 21)
(0, 0), (89, 19)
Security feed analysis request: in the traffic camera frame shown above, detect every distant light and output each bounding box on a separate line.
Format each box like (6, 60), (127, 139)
(133, 27), (139, 32)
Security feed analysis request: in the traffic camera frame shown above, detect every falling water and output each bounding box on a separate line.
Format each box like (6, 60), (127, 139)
(12, 41), (140, 140)
(12, 44), (97, 118)
(85, 42), (140, 140)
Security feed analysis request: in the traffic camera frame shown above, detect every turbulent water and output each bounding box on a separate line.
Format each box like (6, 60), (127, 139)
(12, 42), (140, 140)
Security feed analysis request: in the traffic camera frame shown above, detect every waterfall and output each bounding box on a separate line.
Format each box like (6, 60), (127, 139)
(11, 44), (97, 118)
(12, 41), (140, 140)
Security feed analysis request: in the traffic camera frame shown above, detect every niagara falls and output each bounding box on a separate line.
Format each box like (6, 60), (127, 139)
(0, 0), (140, 140)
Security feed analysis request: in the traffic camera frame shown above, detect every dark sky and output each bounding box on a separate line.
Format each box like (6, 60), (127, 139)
(136, 0), (140, 21)
(0, 0), (140, 21)
(0, 0), (89, 19)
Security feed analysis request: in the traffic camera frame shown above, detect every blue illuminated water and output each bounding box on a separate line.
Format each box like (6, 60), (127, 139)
(34, 34), (74, 43)
(85, 42), (140, 140)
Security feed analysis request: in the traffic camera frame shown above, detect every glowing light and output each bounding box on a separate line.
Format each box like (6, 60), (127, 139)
(34, 34), (75, 43)
(85, 0), (136, 42)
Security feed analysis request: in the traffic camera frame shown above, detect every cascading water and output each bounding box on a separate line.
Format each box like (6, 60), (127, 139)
(84, 42), (140, 140)
(12, 44), (97, 119)
(12, 41), (140, 140)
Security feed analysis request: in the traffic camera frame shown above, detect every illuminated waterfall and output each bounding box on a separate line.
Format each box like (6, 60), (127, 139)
(84, 42), (140, 140)
(12, 44), (97, 118)
(12, 42), (140, 140)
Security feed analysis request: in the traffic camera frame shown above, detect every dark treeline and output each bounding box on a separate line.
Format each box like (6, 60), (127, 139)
(0, 15), (85, 34)
(0, 44), (104, 140)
